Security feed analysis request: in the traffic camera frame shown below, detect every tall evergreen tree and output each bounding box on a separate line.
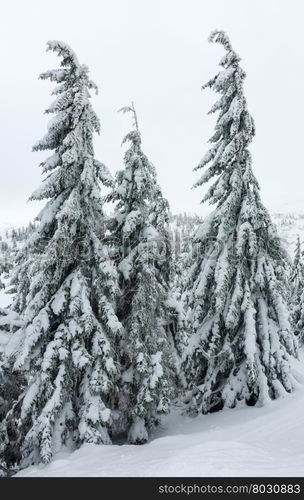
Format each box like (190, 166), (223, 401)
(108, 104), (173, 444)
(0, 240), (10, 290)
(290, 236), (304, 342)
(0, 41), (121, 467)
(290, 236), (304, 298)
(184, 30), (297, 415)
(0, 266), (4, 291)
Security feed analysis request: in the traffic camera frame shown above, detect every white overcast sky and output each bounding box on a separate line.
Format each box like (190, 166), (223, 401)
(0, 0), (303, 226)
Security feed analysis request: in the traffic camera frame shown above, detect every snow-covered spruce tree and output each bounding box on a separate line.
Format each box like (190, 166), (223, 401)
(108, 104), (174, 443)
(0, 267), (5, 291)
(166, 218), (192, 375)
(0, 240), (10, 290)
(290, 236), (304, 342)
(290, 236), (304, 299)
(0, 41), (121, 467)
(0, 244), (4, 290)
(184, 30), (297, 415)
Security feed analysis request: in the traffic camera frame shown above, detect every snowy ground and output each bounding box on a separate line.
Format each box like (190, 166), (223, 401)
(0, 286), (11, 310)
(16, 355), (304, 477)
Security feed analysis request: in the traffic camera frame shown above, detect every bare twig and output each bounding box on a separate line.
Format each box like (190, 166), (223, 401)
(118, 101), (140, 132)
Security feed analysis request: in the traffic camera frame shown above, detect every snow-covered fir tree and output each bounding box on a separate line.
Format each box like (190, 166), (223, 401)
(10, 222), (37, 246)
(290, 236), (304, 299)
(184, 30), (298, 415)
(290, 236), (304, 342)
(0, 306), (23, 471)
(0, 265), (5, 291)
(0, 239), (10, 290)
(0, 357), (25, 466)
(107, 103), (174, 443)
(0, 41), (121, 467)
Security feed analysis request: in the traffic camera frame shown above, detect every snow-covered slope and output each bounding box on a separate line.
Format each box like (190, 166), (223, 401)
(16, 355), (304, 477)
